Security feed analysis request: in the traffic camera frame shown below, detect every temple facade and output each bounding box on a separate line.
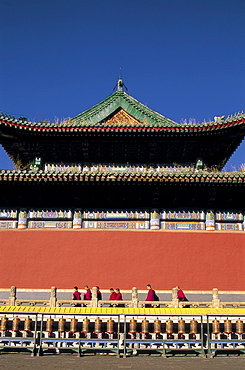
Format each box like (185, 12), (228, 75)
(0, 79), (245, 289)
(0, 78), (245, 232)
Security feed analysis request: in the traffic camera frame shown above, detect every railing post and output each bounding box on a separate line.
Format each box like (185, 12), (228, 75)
(91, 286), (98, 307)
(171, 287), (179, 308)
(212, 288), (220, 308)
(8, 286), (16, 306)
(50, 286), (57, 307)
(132, 287), (139, 308)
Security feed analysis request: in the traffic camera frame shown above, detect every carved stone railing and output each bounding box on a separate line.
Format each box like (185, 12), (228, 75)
(56, 300), (90, 307)
(97, 300), (132, 308)
(1, 286), (245, 309)
(179, 301), (213, 308)
(138, 301), (172, 308)
(0, 299), (9, 306)
(220, 302), (245, 308)
(15, 299), (50, 307)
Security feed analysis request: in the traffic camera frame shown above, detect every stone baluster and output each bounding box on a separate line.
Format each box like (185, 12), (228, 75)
(212, 288), (220, 308)
(50, 286), (57, 307)
(132, 287), (139, 308)
(91, 286), (98, 307)
(171, 287), (179, 308)
(8, 286), (16, 306)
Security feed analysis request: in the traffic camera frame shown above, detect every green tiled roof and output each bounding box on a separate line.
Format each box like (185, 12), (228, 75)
(69, 90), (178, 127)
(0, 84), (244, 171)
(0, 84), (244, 132)
(0, 109), (244, 133)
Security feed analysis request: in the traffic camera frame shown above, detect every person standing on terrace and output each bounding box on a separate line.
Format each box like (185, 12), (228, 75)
(96, 286), (102, 301)
(72, 286), (81, 307)
(109, 288), (116, 306)
(84, 285), (91, 300)
(176, 286), (187, 301)
(145, 284), (155, 308)
(176, 286), (190, 307)
(115, 288), (124, 307)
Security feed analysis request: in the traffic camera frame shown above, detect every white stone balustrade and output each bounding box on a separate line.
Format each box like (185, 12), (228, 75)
(1, 286), (245, 309)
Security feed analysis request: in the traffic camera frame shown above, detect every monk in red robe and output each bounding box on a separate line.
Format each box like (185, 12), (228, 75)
(109, 288), (116, 306)
(176, 286), (188, 301)
(145, 284), (155, 308)
(176, 286), (190, 307)
(72, 286), (81, 307)
(115, 288), (124, 307)
(96, 286), (102, 301)
(84, 285), (91, 300)
(109, 288), (116, 300)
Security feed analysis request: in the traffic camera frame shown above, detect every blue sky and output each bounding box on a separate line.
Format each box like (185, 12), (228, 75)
(0, 0), (244, 170)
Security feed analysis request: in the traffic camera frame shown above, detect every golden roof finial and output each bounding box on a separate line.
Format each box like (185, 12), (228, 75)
(117, 76), (123, 91)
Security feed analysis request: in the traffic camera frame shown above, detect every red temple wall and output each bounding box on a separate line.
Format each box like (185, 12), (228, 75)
(0, 229), (244, 290)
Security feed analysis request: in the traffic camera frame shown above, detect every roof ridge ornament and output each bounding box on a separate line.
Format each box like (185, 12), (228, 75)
(116, 75), (128, 92)
(117, 76), (123, 91)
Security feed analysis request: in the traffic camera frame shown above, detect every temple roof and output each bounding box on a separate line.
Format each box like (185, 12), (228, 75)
(0, 80), (244, 169)
(0, 98), (244, 132)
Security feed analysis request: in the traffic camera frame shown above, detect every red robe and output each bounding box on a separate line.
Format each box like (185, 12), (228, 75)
(84, 289), (91, 300)
(146, 289), (155, 301)
(115, 292), (122, 301)
(115, 292), (124, 307)
(73, 291), (81, 300)
(109, 292), (117, 300)
(73, 290), (81, 307)
(177, 289), (186, 301)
